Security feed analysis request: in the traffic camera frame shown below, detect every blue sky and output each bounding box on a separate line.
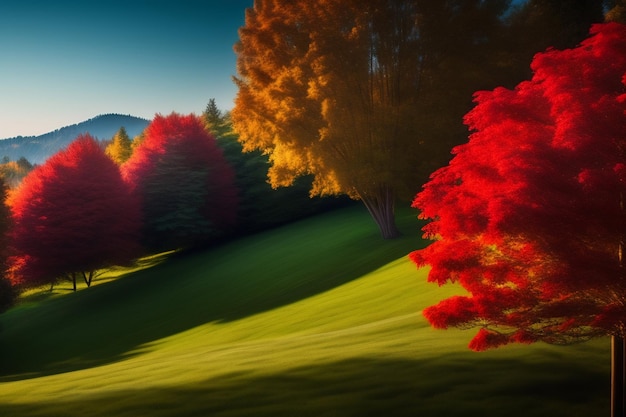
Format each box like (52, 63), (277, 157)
(0, 0), (253, 138)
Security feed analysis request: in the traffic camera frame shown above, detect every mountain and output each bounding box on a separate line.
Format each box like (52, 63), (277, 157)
(0, 114), (151, 165)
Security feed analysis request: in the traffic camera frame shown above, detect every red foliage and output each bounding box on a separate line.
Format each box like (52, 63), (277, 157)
(8, 135), (142, 287)
(410, 23), (626, 350)
(122, 113), (237, 251)
(422, 296), (476, 329)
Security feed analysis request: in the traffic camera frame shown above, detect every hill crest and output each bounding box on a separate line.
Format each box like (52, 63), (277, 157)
(0, 114), (150, 164)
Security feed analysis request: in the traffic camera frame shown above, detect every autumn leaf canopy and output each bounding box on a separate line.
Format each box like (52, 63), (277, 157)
(8, 135), (142, 286)
(122, 113), (238, 251)
(410, 23), (626, 351)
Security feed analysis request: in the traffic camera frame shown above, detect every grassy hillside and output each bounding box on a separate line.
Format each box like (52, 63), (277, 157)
(0, 204), (610, 416)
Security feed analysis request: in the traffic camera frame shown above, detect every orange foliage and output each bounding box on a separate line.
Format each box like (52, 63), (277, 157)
(232, 0), (514, 238)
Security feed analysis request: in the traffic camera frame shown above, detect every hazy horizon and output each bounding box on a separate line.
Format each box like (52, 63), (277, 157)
(0, 0), (253, 138)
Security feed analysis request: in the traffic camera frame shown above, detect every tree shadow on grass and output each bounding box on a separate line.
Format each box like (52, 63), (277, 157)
(0, 205), (426, 381)
(10, 251), (174, 307)
(0, 355), (609, 417)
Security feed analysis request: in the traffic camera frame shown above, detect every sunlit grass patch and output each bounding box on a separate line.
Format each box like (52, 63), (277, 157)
(0, 204), (611, 416)
(14, 250), (176, 307)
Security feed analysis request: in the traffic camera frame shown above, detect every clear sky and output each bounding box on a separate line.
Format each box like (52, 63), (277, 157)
(0, 0), (253, 138)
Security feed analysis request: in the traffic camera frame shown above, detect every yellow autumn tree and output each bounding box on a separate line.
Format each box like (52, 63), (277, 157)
(105, 126), (133, 165)
(232, 0), (513, 238)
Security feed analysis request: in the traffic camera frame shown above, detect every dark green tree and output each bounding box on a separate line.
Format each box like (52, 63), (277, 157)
(203, 98), (231, 139)
(122, 113), (238, 252)
(502, 0), (608, 82)
(204, 100), (350, 236)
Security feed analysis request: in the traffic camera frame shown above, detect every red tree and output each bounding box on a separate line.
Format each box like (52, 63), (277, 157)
(122, 113), (237, 251)
(0, 177), (16, 311)
(8, 135), (142, 290)
(410, 23), (626, 414)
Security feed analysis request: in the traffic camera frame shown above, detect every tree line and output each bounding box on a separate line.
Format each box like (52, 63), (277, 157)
(2, 113), (237, 295)
(0, 108), (346, 311)
(232, 0), (624, 238)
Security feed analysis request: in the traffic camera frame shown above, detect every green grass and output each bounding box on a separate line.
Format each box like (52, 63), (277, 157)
(0, 204), (611, 416)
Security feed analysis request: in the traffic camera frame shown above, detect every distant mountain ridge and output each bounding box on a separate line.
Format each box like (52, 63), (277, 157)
(0, 114), (151, 164)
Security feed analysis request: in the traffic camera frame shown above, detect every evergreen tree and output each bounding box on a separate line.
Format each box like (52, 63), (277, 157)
(203, 98), (228, 137)
(205, 100), (349, 237)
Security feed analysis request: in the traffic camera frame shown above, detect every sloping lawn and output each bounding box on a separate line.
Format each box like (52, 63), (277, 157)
(0, 204), (610, 416)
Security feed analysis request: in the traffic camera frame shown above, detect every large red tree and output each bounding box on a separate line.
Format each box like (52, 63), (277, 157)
(8, 135), (142, 290)
(410, 23), (626, 414)
(122, 113), (237, 252)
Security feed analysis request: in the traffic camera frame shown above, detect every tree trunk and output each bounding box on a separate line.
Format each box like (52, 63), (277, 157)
(83, 271), (94, 287)
(612, 335), (625, 417)
(359, 185), (400, 239)
(617, 190), (626, 417)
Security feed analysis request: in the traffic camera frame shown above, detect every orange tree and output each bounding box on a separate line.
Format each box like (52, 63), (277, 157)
(410, 23), (626, 415)
(8, 135), (142, 291)
(232, 0), (514, 238)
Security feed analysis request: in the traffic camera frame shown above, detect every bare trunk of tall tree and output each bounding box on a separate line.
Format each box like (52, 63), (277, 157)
(359, 185), (400, 239)
(616, 192), (626, 417)
(613, 335), (625, 417)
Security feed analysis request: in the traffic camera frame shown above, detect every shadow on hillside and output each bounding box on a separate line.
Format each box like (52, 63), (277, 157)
(0, 206), (427, 381)
(0, 355), (608, 417)
(12, 251), (173, 307)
